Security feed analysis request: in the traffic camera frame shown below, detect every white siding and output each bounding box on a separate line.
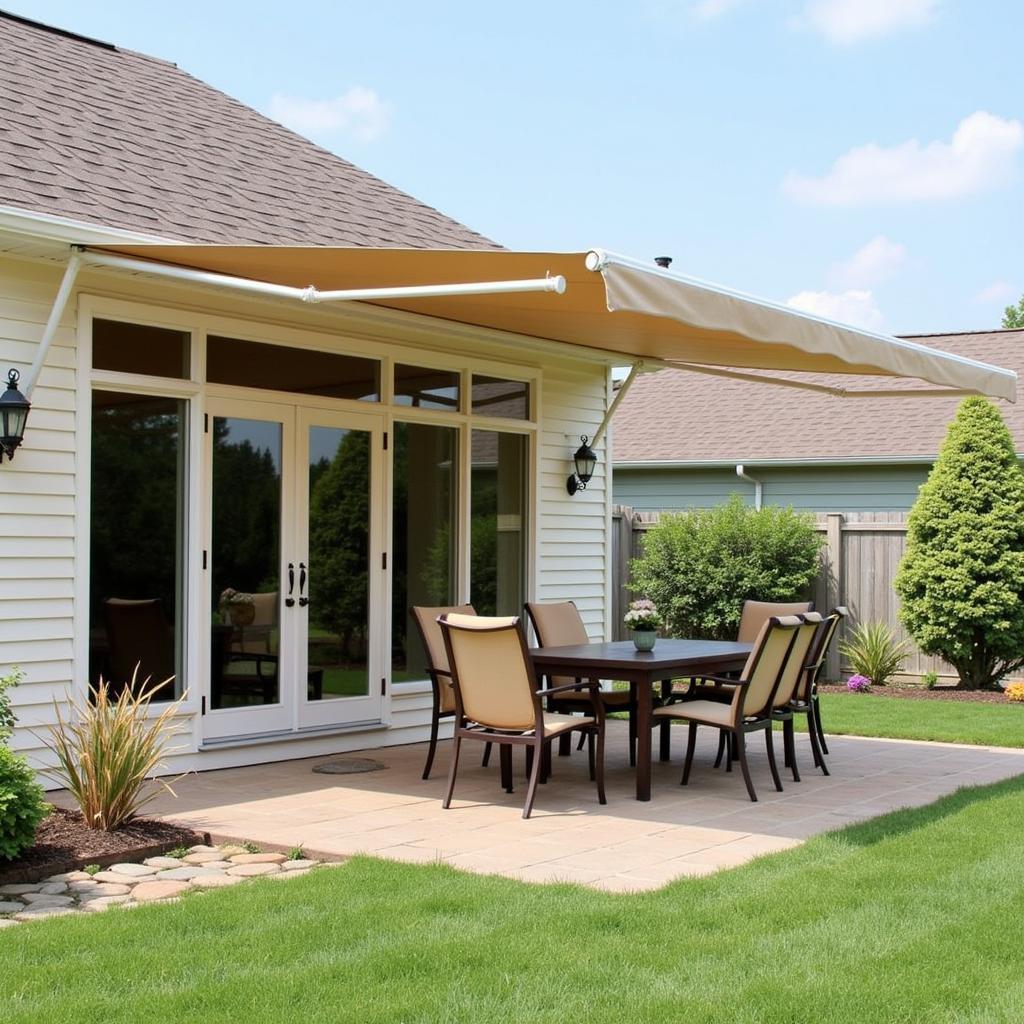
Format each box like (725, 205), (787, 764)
(0, 257), (78, 764)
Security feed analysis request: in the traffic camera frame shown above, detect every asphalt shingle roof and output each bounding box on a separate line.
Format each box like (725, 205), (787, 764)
(0, 12), (499, 249)
(613, 330), (1024, 463)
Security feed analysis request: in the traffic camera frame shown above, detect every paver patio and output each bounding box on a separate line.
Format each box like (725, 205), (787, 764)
(76, 722), (1024, 892)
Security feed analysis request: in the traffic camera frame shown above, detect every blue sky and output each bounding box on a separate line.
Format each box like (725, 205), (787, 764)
(11, 0), (1023, 334)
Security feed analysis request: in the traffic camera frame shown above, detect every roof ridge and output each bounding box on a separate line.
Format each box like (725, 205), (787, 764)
(898, 328), (1024, 339)
(0, 8), (118, 52)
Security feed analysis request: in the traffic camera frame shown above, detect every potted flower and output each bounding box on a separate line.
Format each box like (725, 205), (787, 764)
(624, 599), (662, 652)
(219, 587), (256, 628)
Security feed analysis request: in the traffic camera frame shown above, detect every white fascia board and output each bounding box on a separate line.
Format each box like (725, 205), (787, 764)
(0, 204), (180, 246)
(612, 455), (944, 469)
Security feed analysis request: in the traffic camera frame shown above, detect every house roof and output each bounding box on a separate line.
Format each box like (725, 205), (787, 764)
(613, 329), (1024, 465)
(0, 11), (498, 249)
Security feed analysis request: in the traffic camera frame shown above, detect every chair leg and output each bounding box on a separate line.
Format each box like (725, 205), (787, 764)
(500, 743), (513, 793)
(587, 731), (596, 781)
(525, 744), (534, 780)
(422, 711), (440, 780)
(813, 695), (829, 754)
(681, 720), (698, 786)
(806, 709), (830, 776)
(764, 727), (783, 792)
(659, 681), (672, 761)
(522, 739), (544, 819)
(594, 727), (607, 805)
(628, 705), (637, 767)
(541, 742), (552, 783)
(482, 742), (492, 768)
(714, 730), (727, 769)
(735, 731), (758, 802)
(577, 731), (586, 752)
(783, 718), (800, 782)
(559, 733), (572, 757)
(442, 733), (462, 809)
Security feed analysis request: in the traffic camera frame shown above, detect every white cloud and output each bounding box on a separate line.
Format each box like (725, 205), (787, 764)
(975, 281), (1018, 304)
(786, 289), (886, 331)
(831, 235), (907, 288)
(267, 87), (392, 144)
(801, 0), (938, 44)
(783, 111), (1024, 206)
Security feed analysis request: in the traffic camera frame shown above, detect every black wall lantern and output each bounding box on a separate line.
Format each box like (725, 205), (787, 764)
(566, 435), (597, 495)
(0, 369), (30, 462)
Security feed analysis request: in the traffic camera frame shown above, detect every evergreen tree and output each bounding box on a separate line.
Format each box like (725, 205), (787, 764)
(895, 397), (1024, 689)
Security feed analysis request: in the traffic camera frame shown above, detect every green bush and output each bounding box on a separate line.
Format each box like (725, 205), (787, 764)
(0, 666), (21, 744)
(895, 397), (1024, 690)
(0, 746), (48, 860)
(630, 495), (822, 640)
(839, 621), (909, 686)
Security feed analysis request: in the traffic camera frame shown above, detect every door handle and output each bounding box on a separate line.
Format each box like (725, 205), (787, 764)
(285, 563), (295, 607)
(299, 562), (309, 607)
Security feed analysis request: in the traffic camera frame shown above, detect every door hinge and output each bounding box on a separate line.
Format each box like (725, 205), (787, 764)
(204, 413), (209, 433)
(202, 550), (208, 570)
(383, 431), (388, 450)
(201, 695), (207, 715)
(381, 678), (387, 696)
(382, 552), (387, 571)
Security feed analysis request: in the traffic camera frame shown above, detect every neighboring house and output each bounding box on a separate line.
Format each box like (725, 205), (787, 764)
(0, 12), (1012, 779)
(613, 329), (1024, 512)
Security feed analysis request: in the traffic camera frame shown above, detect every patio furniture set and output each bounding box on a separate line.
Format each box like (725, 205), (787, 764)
(412, 601), (847, 817)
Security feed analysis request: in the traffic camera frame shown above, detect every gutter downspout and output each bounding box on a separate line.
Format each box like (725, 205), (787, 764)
(23, 252), (83, 398)
(736, 463), (763, 510)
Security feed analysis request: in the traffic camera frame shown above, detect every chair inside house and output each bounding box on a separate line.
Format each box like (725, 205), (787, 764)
(652, 615), (801, 801)
(231, 591), (278, 655)
(785, 606), (848, 776)
(102, 598), (176, 698)
(525, 600), (637, 766)
(411, 604), (477, 780)
(438, 613), (606, 819)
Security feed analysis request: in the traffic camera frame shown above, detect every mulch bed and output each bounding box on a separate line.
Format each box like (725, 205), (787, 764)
(819, 683), (1013, 704)
(0, 807), (209, 884)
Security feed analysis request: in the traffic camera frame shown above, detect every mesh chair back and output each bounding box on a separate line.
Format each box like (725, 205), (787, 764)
(440, 614), (536, 731)
(524, 601), (590, 687)
(411, 604), (476, 712)
(772, 613), (822, 708)
(740, 615), (801, 716)
(798, 607), (847, 700)
(737, 600), (813, 643)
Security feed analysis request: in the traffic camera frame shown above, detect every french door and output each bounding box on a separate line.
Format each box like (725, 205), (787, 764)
(202, 396), (384, 742)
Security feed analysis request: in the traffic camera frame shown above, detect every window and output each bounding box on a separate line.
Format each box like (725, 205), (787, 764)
(471, 375), (529, 420)
(89, 391), (187, 700)
(207, 336), (380, 402)
(471, 430), (527, 616)
(393, 363), (460, 410)
(391, 422), (458, 680)
(92, 319), (190, 379)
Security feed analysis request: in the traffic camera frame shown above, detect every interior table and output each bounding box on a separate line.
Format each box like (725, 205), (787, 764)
(530, 639), (752, 801)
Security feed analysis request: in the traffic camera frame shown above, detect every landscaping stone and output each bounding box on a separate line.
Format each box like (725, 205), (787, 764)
(13, 907), (76, 921)
(191, 874), (244, 889)
(20, 894), (76, 907)
(143, 856), (183, 869)
(188, 844), (220, 854)
(228, 853), (286, 865)
(36, 881), (69, 895)
(108, 862), (160, 877)
(82, 895), (133, 912)
(92, 870), (144, 885)
(156, 865), (224, 881)
(194, 859), (233, 869)
(75, 883), (133, 899)
(44, 871), (92, 883)
(132, 879), (190, 903)
(217, 844), (248, 856)
(0, 900), (24, 913)
(282, 859), (319, 871)
(226, 862), (281, 877)
(268, 868), (311, 880)
(183, 850), (226, 865)
(0, 883), (41, 895)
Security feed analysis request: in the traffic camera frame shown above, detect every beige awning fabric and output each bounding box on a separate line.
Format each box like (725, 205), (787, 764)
(92, 244), (1017, 401)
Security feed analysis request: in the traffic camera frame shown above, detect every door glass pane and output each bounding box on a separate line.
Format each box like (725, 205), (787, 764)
(471, 431), (527, 616)
(471, 375), (530, 420)
(391, 422), (458, 682)
(90, 391), (186, 700)
(210, 417), (282, 709)
(393, 364), (460, 411)
(93, 319), (190, 379)
(307, 426), (371, 700)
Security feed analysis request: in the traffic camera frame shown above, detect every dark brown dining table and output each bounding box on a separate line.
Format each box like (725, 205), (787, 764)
(529, 639), (752, 801)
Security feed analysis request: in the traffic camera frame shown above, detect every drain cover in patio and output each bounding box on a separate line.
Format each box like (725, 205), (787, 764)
(313, 757), (386, 775)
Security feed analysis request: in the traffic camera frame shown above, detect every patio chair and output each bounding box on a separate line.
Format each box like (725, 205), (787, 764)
(103, 597), (175, 698)
(411, 604), (477, 780)
(737, 599), (813, 642)
(525, 601), (637, 767)
(438, 613), (606, 819)
(784, 606), (848, 776)
(652, 615), (801, 801)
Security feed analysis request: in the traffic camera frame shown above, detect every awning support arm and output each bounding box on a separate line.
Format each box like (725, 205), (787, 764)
(23, 251), (82, 398)
(591, 361), (647, 449)
(80, 248), (566, 304)
(666, 360), (982, 399)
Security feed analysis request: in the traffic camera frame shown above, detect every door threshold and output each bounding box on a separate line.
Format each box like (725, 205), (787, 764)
(200, 720), (384, 751)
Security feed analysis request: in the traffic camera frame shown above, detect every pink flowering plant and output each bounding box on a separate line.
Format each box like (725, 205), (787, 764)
(847, 674), (871, 693)
(624, 599), (662, 632)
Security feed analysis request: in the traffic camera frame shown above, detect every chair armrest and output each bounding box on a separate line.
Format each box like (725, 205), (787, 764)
(693, 675), (750, 687)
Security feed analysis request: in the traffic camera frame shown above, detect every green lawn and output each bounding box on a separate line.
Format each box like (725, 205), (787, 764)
(6, 776), (1024, 1022)
(799, 692), (1024, 748)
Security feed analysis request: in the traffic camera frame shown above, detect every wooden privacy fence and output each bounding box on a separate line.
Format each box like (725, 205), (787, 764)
(612, 506), (954, 682)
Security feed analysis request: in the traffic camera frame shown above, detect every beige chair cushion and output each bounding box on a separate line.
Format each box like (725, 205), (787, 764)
(773, 614), (822, 708)
(541, 712), (595, 736)
(737, 600), (812, 643)
(411, 604), (475, 712)
(526, 601), (590, 648)
(655, 699), (733, 727)
(742, 615), (803, 715)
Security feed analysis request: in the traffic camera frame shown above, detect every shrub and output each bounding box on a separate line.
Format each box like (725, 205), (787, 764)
(0, 666), (22, 745)
(846, 674), (871, 693)
(0, 746), (48, 860)
(839, 621), (909, 686)
(629, 495), (822, 640)
(921, 670), (939, 690)
(41, 677), (185, 830)
(1005, 682), (1024, 704)
(895, 397), (1024, 690)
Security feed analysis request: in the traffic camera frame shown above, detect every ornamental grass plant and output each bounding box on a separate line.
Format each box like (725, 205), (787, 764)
(838, 621), (909, 686)
(41, 675), (186, 830)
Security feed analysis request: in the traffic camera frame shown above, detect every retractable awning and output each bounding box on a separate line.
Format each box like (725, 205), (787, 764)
(84, 244), (1016, 402)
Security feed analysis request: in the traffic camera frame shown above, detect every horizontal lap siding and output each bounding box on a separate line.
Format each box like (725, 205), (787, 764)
(0, 259), (78, 765)
(538, 363), (609, 640)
